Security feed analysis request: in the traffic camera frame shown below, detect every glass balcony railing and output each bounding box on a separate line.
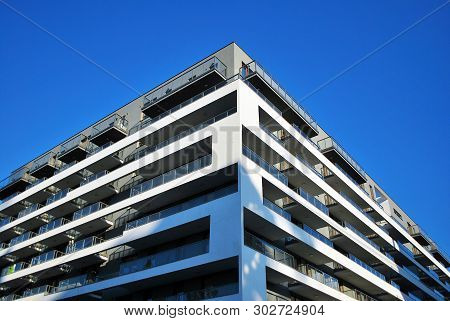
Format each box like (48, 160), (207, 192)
(59, 134), (90, 157)
(333, 163), (370, 198)
(263, 198), (292, 221)
(119, 240), (209, 276)
(339, 191), (375, 223)
(1, 261), (29, 276)
(73, 202), (107, 221)
(125, 184), (237, 230)
(242, 145), (289, 185)
(0, 216), (15, 228)
(317, 137), (367, 180)
(0, 166), (31, 191)
(343, 221), (381, 251)
(9, 231), (37, 247)
(142, 56), (227, 109)
(0, 294), (22, 301)
(30, 250), (64, 266)
(407, 292), (421, 301)
(23, 285), (56, 298)
(245, 232), (296, 267)
(91, 114), (128, 139)
(129, 154), (212, 198)
(302, 224), (334, 248)
(17, 203), (43, 219)
(294, 186), (329, 216)
(126, 107), (236, 164)
(295, 154), (323, 179)
(65, 236), (104, 254)
(80, 170), (110, 187)
(403, 266), (420, 281)
(390, 280), (401, 290)
(397, 241), (414, 259)
(38, 217), (70, 235)
(46, 188), (70, 205)
(56, 274), (89, 293)
(298, 263), (339, 291)
(157, 283), (238, 301)
(341, 287), (376, 301)
(30, 152), (60, 173)
(240, 61), (318, 133)
(291, 123), (320, 150)
(348, 254), (386, 281)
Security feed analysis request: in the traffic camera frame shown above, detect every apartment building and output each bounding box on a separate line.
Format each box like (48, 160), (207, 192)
(0, 42), (448, 301)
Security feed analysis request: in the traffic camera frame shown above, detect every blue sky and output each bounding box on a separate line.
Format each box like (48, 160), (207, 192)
(0, 1), (449, 254)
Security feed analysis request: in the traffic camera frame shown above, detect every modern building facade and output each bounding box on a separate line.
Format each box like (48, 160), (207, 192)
(0, 43), (448, 301)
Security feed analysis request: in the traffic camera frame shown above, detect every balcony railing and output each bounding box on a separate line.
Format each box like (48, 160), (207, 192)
(339, 191), (375, 223)
(298, 263), (339, 291)
(343, 221), (381, 251)
(241, 61), (318, 133)
(397, 241), (414, 259)
(407, 224), (433, 245)
(348, 254), (386, 281)
(59, 134), (90, 157)
(242, 145), (289, 185)
(9, 231), (37, 247)
(340, 287), (376, 301)
(55, 274), (89, 293)
(46, 188), (70, 205)
(0, 165), (32, 191)
(317, 137), (367, 180)
(23, 285), (56, 298)
(291, 123), (320, 150)
(129, 154), (212, 198)
(30, 250), (64, 266)
(0, 216), (15, 228)
(245, 232), (296, 267)
(65, 236), (104, 254)
(302, 224), (333, 248)
(295, 154), (323, 179)
(91, 114), (128, 139)
(333, 163), (370, 198)
(142, 56), (227, 109)
(73, 202), (107, 221)
(263, 198), (291, 221)
(294, 186), (329, 215)
(38, 217), (70, 235)
(80, 170), (110, 187)
(390, 280), (401, 290)
(125, 184), (236, 230)
(156, 283), (238, 301)
(126, 107), (236, 164)
(30, 152), (61, 173)
(0, 294), (22, 301)
(17, 203), (43, 219)
(1, 261), (29, 276)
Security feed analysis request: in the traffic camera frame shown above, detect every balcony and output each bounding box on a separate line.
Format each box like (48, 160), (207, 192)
(52, 161), (91, 189)
(407, 224), (433, 246)
(29, 152), (63, 179)
(0, 294), (22, 301)
(58, 134), (91, 163)
(348, 254), (386, 281)
(293, 187), (329, 216)
(9, 231), (37, 247)
(413, 243), (450, 268)
(79, 170), (118, 203)
(156, 283), (238, 301)
(85, 142), (124, 173)
(129, 154), (212, 198)
(1, 261), (29, 276)
(37, 218), (76, 249)
(141, 56), (227, 118)
(22, 285), (56, 298)
(65, 236), (104, 254)
(263, 198), (292, 221)
(317, 137), (367, 184)
(240, 61), (319, 138)
(242, 145), (289, 185)
(90, 114), (128, 146)
(25, 178), (59, 204)
(30, 250), (64, 266)
(45, 188), (86, 217)
(17, 203), (43, 219)
(0, 166), (36, 201)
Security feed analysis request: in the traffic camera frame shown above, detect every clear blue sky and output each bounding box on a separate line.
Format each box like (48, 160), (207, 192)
(0, 1), (449, 254)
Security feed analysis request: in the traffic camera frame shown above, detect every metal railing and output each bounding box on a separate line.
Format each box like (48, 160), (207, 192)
(142, 56), (227, 109)
(73, 202), (107, 221)
(126, 107), (236, 164)
(263, 198), (292, 221)
(65, 236), (104, 254)
(348, 254), (386, 281)
(242, 145), (289, 185)
(317, 137), (367, 180)
(240, 61), (318, 133)
(129, 154), (212, 198)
